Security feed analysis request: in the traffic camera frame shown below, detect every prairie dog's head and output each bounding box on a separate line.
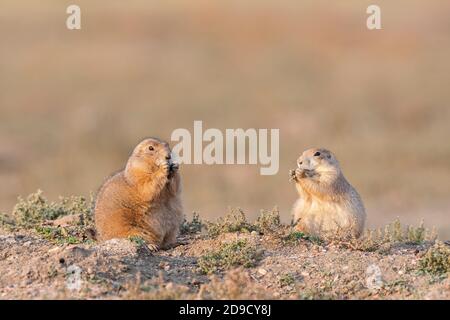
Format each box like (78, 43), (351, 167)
(297, 148), (341, 178)
(127, 138), (175, 175)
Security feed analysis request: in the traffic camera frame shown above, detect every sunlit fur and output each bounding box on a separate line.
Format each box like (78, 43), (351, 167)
(291, 148), (366, 238)
(94, 138), (183, 250)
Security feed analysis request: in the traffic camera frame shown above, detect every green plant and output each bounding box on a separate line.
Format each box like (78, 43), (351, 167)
(206, 208), (256, 237)
(254, 207), (281, 234)
(279, 273), (295, 287)
(419, 242), (450, 275)
(180, 212), (203, 234)
(35, 225), (87, 244)
(128, 236), (147, 247)
(198, 239), (262, 274)
(4, 190), (95, 244)
(284, 231), (306, 242)
(0, 212), (15, 230)
(283, 230), (322, 245)
(11, 190), (92, 228)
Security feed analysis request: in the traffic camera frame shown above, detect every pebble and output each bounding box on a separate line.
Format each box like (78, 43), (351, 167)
(258, 268), (268, 276)
(165, 282), (174, 290)
(48, 247), (60, 254)
(191, 279), (201, 285)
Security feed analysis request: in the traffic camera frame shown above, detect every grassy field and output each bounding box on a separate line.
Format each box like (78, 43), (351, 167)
(0, 1), (449, 237)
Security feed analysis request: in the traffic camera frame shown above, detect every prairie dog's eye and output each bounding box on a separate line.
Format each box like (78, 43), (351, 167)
(299, 161), (303, 165)
(314, 152), (321, 157)
(148, 146), (154, 151)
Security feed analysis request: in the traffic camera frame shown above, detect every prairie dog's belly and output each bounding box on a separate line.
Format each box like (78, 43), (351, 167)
(145, 197), (183, 234)
(294, 196), (354, 234)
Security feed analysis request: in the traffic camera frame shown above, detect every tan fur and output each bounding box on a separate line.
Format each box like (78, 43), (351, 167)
(290, 148), (366, 238)
(94, 138), (183, 251)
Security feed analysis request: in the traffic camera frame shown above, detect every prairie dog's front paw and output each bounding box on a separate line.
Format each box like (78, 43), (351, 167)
(290, 168), (304, 181)
(157, 159), (171, 173)
(289, 169), (297, 182)
(169, 161), (179, 172)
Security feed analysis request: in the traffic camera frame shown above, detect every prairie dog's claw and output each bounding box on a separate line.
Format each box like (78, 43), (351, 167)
(147, 243), (159, 252)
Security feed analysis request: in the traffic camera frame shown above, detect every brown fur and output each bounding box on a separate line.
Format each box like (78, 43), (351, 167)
(94, 138), (183, 251)
(290, 148), (366, 238)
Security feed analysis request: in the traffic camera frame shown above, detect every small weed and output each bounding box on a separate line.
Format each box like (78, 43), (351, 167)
(0, 212), (15, 230)
(35, 226), (83, 244)
(128, 236), (146, 247)
(4, 190), (95, 244)
(206, 208), (256, 237)
(198, 239), (262, 274)
(337, 219), (436, 252)
(279, 273), (295, 287)
(180, 212), (203, 234)
(11, 190), (92, 228)
(254, 207), (281, 234)
(383, 219), (433, 245)
(283, 230), (322, 245)
(284, 231), (306, 243)
(419, 241), (450, 276)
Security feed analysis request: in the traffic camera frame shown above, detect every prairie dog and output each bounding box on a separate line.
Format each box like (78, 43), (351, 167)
(94, 138), (183, 251)
(290, 148), (366, 238)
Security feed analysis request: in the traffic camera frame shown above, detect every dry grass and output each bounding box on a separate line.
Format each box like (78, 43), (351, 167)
(206, 208), (257, 237)
(334, 219), (437, 252)
(206, 207), (282, 237)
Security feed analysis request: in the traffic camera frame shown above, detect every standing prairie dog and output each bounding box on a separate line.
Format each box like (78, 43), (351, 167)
(290, 148), (366, 238)
(94, 138), (183, 251)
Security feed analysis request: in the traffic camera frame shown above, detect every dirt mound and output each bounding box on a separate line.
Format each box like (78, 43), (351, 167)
(0, 196), (448, 299)
(0, 229), (449, 299)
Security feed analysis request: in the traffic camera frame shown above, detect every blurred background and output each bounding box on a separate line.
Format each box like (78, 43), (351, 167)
(1, 0), (449, 237)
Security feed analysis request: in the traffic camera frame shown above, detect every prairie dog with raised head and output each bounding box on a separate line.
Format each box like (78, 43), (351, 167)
(94, 138), (183, 251)
(290, 148), (366, 238)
